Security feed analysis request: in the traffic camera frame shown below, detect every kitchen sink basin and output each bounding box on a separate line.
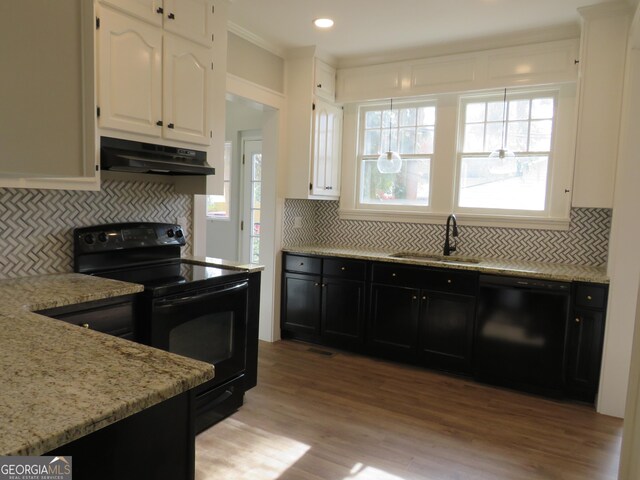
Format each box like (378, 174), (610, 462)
(389, 252), (481, 264)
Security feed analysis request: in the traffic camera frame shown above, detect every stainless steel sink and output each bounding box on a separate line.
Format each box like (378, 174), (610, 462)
(389, 252), (481, 264)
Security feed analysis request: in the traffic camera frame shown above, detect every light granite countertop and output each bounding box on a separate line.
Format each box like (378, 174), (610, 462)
(182, 255), (265, 273)
(282, 246), (609, 284)
(0, 273), (214, 456)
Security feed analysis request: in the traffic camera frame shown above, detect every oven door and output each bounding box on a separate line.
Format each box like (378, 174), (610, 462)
(151, 280), (249, 387)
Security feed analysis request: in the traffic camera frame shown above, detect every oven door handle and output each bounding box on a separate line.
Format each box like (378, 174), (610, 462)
(155, 281), (249, 308)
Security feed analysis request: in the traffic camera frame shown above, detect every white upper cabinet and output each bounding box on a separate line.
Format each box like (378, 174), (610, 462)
(96, 3), (214, 146)
(311, 99), (343, 197)
(97, 6), (163, 136)
(572, 3), (631, 208)
(0, 0), (98, 190)
(314, 58), (336, 102)
(99, 0), (163, 26)
(285, 51), (343, 200)
(163, 35), (211, 145)
(163, 0), (212, 46)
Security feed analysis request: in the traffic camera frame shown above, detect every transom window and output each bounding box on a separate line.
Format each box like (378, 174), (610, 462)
(358, 102), (436, 207)
(457, 92), (556, 212)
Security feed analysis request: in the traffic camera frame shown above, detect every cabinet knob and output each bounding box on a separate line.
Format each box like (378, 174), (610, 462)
(447, 279), (452, 284)
(422, 296), (427, 300)
(314, 282), (319, 287)
(81, 323), (90, 329)
(575, 317), (581, 324)
(156, 120), (163, 126)
(341, 266), (346, 271)
(156, 7), (163, 14)
(412, 295), (417, 300)
(317, 83), (322, 88)
(586, 295), (592, 301)
(321, 283), (325, 287)
(168, 12), (176, 19)
(392, 273), (396, 277)
(167, 123), (175, 129)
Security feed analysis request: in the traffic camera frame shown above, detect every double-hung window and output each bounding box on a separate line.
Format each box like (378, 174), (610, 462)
(457, 91), (557, 214)
(358, 101), (436, 209)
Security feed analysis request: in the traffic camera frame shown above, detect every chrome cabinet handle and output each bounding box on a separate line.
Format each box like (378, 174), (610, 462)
(575, 317), (581, 324)
(341, 266), (346, 271)
(586, 295), (592, 301)
(81, 323), (90, 329)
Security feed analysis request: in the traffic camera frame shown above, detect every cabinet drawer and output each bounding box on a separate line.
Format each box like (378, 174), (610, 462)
(323, 257), (366, 280)
(42, 300), (135, 337)
(427, 270), (478, 296)
(372, 262), (478, 295)
(575, 284), (607, 309)
(372, 263), (425, 286)
(285, 254), (322, 274)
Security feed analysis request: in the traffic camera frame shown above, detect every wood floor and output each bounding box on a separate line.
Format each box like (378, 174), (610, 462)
(195, 340), (623, 480)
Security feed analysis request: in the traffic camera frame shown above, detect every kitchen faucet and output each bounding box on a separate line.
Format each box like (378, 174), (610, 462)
(443, 214), (458, 256)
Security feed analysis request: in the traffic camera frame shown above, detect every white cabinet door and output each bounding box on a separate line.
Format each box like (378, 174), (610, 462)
(99, 0), (163, 26)
(98, 7), (162, 136)
(163, 34), (211, 145)
(311, 99), (343, 198)
(314, 58), (336, 102)
(163, 0), (212, 46)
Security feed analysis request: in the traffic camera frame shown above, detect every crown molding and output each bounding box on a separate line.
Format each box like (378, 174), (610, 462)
(227, 21), (285, 58)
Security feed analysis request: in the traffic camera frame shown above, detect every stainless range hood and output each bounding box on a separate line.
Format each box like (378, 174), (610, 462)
(100, 136), (215, 176)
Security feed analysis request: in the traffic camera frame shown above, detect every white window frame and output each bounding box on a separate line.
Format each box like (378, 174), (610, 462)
(340, 84), (576, 230)
(356, 99), (437, 213)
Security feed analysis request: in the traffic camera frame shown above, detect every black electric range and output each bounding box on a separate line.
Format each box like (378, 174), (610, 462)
(73, 222), (258, 432)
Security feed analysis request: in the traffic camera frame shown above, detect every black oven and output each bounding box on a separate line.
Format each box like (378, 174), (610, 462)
(74, 222), (260, 433)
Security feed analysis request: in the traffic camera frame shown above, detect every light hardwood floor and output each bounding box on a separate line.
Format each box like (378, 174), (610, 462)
(196, 340), (623, 480)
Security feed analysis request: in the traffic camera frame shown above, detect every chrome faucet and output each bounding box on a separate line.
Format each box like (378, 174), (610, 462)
(443, 214), (458, 256)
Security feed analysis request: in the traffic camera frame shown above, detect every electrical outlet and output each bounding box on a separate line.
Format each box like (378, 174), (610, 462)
(293, 216), (303, 229)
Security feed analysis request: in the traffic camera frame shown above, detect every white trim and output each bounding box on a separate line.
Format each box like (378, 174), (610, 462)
(227, 21), (285, 58)
(338, 208), (571, 231)
(226, 73), (285, 107)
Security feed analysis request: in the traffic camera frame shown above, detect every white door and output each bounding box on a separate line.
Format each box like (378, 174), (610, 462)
(97, 6), (162, 136)
(241, 140), (262, 264)
(99, 0), (163, 26)
(311, 99), (342, 197)
(163, 34), (211, 145)
(162, 0), (212, 46)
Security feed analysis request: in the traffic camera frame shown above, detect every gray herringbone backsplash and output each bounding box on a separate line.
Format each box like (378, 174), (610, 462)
(282, 199), (611, 266)
(0, 180), (192, 279)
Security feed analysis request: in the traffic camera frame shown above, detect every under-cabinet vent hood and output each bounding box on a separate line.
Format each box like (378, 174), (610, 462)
(100, 136), (214, 176)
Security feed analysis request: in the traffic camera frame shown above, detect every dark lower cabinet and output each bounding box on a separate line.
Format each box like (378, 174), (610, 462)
(46, 391), (194, 480)
(282, 252), (609, 404)
(281, 272), (322, 338)
(419, 292), (475, 374)
(281, 254), (366, 348)
(322, 277), (366, 350)
(565, 283), (608, 403)
(368, 284), (420, 361)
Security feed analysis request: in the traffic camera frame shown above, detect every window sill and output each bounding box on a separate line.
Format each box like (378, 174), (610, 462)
(338, 208), (571, 231)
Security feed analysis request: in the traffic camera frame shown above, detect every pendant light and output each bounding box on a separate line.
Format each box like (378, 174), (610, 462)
(489, 88), (516, 160)
(377, 99), (402, 174)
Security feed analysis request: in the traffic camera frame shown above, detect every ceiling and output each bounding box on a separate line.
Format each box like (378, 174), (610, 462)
(228, 0), (620, 65)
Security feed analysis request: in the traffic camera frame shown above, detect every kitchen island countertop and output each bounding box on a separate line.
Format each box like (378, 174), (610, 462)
(182, 255), (265, 273)
(282, 245), (609, 284)
(0, 273), (214, 456)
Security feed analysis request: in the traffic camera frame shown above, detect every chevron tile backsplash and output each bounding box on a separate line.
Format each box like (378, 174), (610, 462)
(0, 180), (192, 279)
(282, 200), (611, 267)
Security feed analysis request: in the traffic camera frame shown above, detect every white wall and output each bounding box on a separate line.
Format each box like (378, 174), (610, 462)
(227, 32), (285, 94)
(599, 3), (640, 418)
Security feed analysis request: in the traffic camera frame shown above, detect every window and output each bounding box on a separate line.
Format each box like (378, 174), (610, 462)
(248, 151), (262, 263)
(342, 85), (574, 228)
(358, 101), (435, 208)
(457, 92), (556, 212)
(206, 142), (232, 219)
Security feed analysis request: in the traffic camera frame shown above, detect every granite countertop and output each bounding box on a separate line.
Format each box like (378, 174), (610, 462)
(282, 246), (609, 284)
(182, 255), (265, 273)
(0, 273), (215, 456)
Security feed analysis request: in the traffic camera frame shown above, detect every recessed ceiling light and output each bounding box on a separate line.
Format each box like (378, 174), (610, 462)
(314, 18), (334, 29)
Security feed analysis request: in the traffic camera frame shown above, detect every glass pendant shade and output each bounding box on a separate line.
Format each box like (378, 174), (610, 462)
(377, 150), (402, 174)
(488, 88), (516, 161)
(488, 148), (516, 159)
(377, 98), (402, 174)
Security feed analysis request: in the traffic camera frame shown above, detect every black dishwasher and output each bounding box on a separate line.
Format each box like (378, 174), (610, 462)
(474, 275), (570, 395)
